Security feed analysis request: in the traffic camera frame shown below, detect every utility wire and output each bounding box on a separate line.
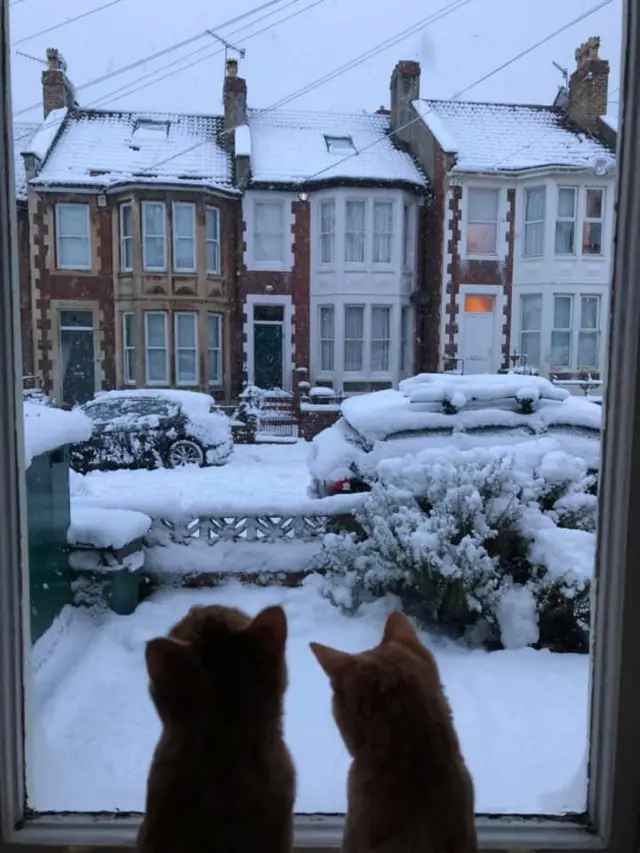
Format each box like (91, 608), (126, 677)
(12, 0), (124, 46)
(12, 0), (294, 116)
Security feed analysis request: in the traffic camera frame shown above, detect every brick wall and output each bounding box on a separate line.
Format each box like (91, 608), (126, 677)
(298, 406), (340, 440)
(236, 198), (311, 398)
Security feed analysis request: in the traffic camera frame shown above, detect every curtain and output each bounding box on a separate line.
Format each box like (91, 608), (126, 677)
(344, 306), (364, 371)
(373, 202), (393, 263)
(345, 201), (365, 263)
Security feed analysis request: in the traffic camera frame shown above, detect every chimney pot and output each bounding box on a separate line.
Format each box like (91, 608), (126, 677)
(42, 46), (75, 118)
(226, 58), (238, 78)
(567, 35), (609, 132)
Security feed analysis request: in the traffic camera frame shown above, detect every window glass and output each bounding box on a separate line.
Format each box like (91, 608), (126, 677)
(254, 201), (284, 263)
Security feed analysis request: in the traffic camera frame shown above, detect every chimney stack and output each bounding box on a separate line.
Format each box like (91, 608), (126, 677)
(389, 60), (421, 143)
(222, 57), (247, 154)
(42, 48), (76, 118)
(567, 36), (609, 132)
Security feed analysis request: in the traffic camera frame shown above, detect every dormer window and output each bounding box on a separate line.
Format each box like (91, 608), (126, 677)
(324, 135), (355, 153)
(131, 119), (170, 145)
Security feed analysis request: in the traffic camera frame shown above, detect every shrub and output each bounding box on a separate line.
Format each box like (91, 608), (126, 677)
(313, 443), (595, 653)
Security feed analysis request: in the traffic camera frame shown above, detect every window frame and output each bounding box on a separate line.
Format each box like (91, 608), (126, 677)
(141, 200), (167, 272)
(122, 311), (135, 385)
(143, 310), (169, 385)
(54, 202), (91, 271)
(577, 294), (601, 369)
(344, 199), (366, 265)
(343, 303), (365, 372)
(519, 293), (543, 369)
(402, 203), (412, 269)
(1, 4), (640, 848)
(172, 201), (197, 274)
(119, 202), (133, 273)
(206, 312), (223, 386)
(205, 205), (221, 275)
(523, 186), (546, 258)
(372, 200), (394, 265)
(173, 310), (199, 387)
(550, 293), (573, 369)
(583, 188), (606, 257)
(370, 304), (392, 372)
(252, 199), (286, 267)
(319, 199), (335, 266)
(465, 186), (499, 257)
(555, 186), (578, 256)
(318, 304), (335, 373)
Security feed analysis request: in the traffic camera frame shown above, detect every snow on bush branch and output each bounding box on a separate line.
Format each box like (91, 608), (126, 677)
(312, 440), (596, 653)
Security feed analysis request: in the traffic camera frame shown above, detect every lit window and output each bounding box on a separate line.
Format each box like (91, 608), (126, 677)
(466, 188), (499, 254)
(55, 203), (91, 270)
(464, 294), (495, 313)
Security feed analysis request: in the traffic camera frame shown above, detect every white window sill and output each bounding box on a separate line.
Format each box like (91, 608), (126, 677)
(55, 265), (92, 272)
(462, 253), (501, 262)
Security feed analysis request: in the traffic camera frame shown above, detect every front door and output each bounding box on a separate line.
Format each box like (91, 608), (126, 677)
(59, 309), (96, 405)
(459, 293), (496, 374)
(253, 305), (284, 389)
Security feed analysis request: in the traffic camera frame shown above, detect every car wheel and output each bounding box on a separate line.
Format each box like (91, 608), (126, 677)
(166, 439), (205, 468)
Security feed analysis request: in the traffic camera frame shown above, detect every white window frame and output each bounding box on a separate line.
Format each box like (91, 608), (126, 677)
(577, 294), (601, 370)
(122, 311), (135, 385)
(174, 311), (199, 386)
(523, 186), (546, 258)
(172, 201), (196, 273)
(402, 204), (412, 268)
(55, 203), (91, 270)
(343, 303), (365, 371)
(1, 11), (640, 846)
(143, 310), (169, 385)
(465, 187), (499, 256)
(141, 201), (167, 272)
(119, 202), (133, 273)
(207, 312), (223, 386)
(318, 305), (335, 372)
(519, 293), (542, 369)
(372, 200), (394, 265)
(555, 187), (578, 256)
(205, 205), (221, 275)
(370, 304), (392, 372)
(319, 199), (335, 265)
(551, 294), (573, 368)
(582, 188), (605, 257)
(344, 199), (366, 265)
(252, 199), (286, 266)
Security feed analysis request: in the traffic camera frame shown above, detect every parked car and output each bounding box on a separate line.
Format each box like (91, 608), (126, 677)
(307, 373), (603, 498)
(69, 389), (234, 474)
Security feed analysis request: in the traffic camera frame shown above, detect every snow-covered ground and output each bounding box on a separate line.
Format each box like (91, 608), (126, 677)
(27, 579), (589, 816)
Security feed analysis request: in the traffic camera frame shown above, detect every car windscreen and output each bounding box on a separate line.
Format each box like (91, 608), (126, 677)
(83, 396), (174, 424)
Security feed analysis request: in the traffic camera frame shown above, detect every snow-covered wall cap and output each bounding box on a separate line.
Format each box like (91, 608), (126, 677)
(23, 402), (92, 469)
(235, 123), (251, 158)
(22, 107), (68, 163)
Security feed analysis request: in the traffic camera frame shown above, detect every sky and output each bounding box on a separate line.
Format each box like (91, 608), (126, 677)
(8, 0), (623, 125)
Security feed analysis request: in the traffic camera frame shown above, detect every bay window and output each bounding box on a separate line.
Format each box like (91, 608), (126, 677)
(523, 187), (545, 257)
(206, 205), (221, 274)
(319, 305), (335, 371)
(172, 202), (196, 272)
(578, 295), (600, 368)
(120, 202), (133, 272)
(551, 295), (573, 367)
(583, 189), (604, 255)
(466, 187), (499, 254)
(344, 304), (364, 370)
(370, 305), (391, 371)
(555, 188), (577, 255)
(520, 294), (542, 368)
(174, 311), (198, 386)
(142, 201), (167, 271)
(144, 311), (169, 384)
(345, 200), (365, 263)
(207, 312), (223, 385)
(320, 200), (335, 264)
(373, 201), (393, 264)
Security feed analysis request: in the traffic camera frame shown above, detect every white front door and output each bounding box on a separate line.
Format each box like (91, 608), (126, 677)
(459, 293), (497, 374)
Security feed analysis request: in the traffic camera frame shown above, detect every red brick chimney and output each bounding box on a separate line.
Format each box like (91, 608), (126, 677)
(222, 57), (247, 154)
(567, 37), (609, 132)
(41, 48), (76, 118)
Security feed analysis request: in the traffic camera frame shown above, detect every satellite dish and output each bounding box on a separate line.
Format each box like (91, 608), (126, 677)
(593, 157), (611, 177)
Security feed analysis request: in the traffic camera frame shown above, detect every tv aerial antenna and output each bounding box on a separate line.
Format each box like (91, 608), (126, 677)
(206, 29), (246, 63)
(552, 60), (569, 88)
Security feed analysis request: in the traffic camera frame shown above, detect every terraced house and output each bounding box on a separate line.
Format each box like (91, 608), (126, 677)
(391, 36), (616, 382)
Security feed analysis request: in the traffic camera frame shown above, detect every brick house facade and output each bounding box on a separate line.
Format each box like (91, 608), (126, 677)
(390, 38), (616, 380)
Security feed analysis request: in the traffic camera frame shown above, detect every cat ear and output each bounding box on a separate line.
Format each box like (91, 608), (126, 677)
(145, 636), (193, 691)
(246, 605), (288, 656)
(382, 611), (421, 649)
(310, 642), (351, 678)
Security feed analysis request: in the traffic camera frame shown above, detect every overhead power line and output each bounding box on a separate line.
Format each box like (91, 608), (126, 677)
(12, 0), (124, 46)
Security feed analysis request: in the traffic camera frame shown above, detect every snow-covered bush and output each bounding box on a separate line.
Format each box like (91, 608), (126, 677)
(313, 441), (595, 653)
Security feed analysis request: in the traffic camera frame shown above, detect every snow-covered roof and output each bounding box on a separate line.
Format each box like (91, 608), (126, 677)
(246, 108), (425, 188)
(30, 109), (235, 193)
(23, 402), (93, 468)
(413, 99), (615, 173)
(13, 121), (39, 200)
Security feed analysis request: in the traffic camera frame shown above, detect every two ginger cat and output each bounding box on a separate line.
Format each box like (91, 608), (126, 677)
(137, 605), (477, 853)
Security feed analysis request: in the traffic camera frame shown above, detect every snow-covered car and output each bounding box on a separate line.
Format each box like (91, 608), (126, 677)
(69, 389), (233, 473)
(307, 373), (603, 498)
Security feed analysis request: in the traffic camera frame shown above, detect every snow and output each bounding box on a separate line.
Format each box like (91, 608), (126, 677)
(234, 122), (251, 157)
(309, 386), (337, 397)
(339, 385), (601, 444)
(30, 109), (235, 191)
(416, 99), (614, 172)
(27, 578), (590, 814)
(94, 388), (218, 420)
(23, 402), (93, 469)
(13, 120), (39, 198)
(530, 527), (595, 587)
(602, 113), (618, 131)
(412, 100), (458, 152)
(22, 107), (68, 162)
(246, 108), (425, 186)
(399, 372), (568, 404)
(70, 441), (365, 518)
(497, 585), (539, 650)
(68, 503), (151, 550)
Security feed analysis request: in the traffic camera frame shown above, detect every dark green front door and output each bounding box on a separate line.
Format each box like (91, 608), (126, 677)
(254, 323), (283, 389)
